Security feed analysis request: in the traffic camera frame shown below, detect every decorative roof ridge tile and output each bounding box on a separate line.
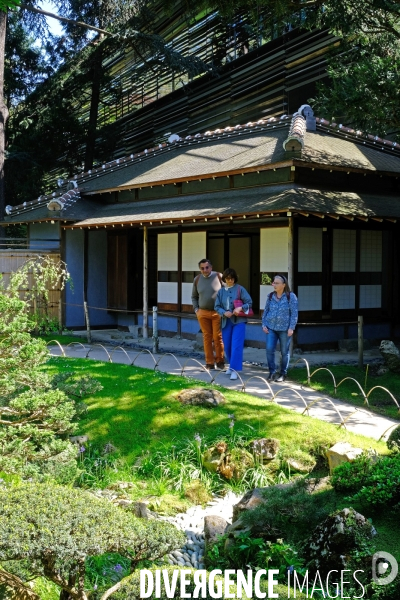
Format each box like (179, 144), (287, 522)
(315, 117), (400, 154)
(6, 188), (82, 217)
(283, 113), (306, 151)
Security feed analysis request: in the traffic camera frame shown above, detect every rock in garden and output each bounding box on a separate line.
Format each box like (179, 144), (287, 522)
(248, 438), (280, 462)
(176, 388), (226, 407)
(220, 448), (254, 481)
(131, 501), (157, 519)
(202, 444), (254, 481)
(232, 487), (269, 522)
(204, 515), (228, 547)
(115, 498), (133, 507)
(326, 442), (363, 475)
(379, 340), (400, 373)
(285, 457), (314, 473)
(108, 481), (134, 490)
(302, 508), (377, 576)
(69, 434), (89, 447)
(339, 338), (371, 352)
(202, 444), (227, 474)
(376, 365), (390, 376)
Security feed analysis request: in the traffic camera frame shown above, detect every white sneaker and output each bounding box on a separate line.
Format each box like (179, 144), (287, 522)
(226, 368), (232, 375)
(230, 372), (238, 380)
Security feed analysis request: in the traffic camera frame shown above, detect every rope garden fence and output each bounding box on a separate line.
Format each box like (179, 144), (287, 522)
(47, 341), (399, 442)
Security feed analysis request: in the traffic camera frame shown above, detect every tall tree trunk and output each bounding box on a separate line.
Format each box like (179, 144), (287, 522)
(84, 37), (103, 171)
(0, 10), (9, 236)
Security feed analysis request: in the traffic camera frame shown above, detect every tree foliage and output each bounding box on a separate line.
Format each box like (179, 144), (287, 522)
(4, 11), (51, 106)
(0, 255), (99, 479)
(0, 0), (19, 12)
(173, 0), (400, 136)
(109, 565), (245, 600)
(3, 0), (400, 209)
(311, 33), (400, 136)
(0, 483), (186, 600)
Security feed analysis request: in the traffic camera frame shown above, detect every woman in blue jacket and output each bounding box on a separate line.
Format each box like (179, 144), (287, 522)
(215, 268), (252, 380)
(262, 275), (298, 382)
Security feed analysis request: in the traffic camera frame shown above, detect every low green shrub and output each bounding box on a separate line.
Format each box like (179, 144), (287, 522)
(0, 483), (185, 599)
(207, 534), (306, 584)
(225, 531), (267, 569)
(330, 452), (375, 492)
(240, 477), (335, 544)
(32, 313), (62, 335)
(387, 425), (400, 452)
(32, 576), (60, 600)
(263, 539), (307, 581)
(210, 532), (305, 581)
(331, 453), (400, 507)
(109, 565), (265, 599)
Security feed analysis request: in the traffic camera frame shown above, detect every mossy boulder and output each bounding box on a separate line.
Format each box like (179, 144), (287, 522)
(303, 507), (377, 576)
(175, 388), (226, 407)
(202, 444), (254, 480)
(248, 438), (280, 462)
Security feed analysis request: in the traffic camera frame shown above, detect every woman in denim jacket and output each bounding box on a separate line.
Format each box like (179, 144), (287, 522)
(262, 274), (298, 382)
(215, 268), (252, 381)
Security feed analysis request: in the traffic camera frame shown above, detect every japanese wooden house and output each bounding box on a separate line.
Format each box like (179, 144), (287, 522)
(4, 105), (400, 348)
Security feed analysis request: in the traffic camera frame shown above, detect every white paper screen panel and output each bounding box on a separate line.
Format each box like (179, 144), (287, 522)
(332, 285), (355, 309)
(260, 285), (273, 310)
(297, 286), (322, 310)
(182, 232), (206, 271)
(157, 282), (178, 304)
(360, 231), (382, 272)
(332, 230), (356, 272)
(182, 282), (194, 305)
(298, 228), (322, 272)
(360, 285), (382, 308)
(158, 233), (178, 271)
(260, 228), (288, 272)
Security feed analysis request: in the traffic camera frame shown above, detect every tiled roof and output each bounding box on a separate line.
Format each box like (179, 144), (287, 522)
(3, 196), (100, 224)
(80, 129), (290, 193)
(302, 130), (400, 172)
(3, 107), (400, 223)
(68, 120), (400, 194)
(60, 185), (400, 229)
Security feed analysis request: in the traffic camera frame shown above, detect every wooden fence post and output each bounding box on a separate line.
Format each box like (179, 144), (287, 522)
(358, 315), (363, 369)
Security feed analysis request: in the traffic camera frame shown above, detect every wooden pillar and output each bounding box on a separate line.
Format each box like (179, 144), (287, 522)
(288, 215), (294, 356)
(177, 229), (182, 338)
(288, 215), (294, 290)
(143, 226), (148, 339)
(358, 315), (364, 369)
(83, 228), (89, 330)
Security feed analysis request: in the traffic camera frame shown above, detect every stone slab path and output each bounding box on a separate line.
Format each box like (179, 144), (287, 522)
(49, 341), (399, 442)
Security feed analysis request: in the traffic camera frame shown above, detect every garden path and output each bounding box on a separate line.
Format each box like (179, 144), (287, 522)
(50, 338), (399, 442)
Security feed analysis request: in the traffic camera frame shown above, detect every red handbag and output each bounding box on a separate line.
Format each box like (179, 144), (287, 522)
(233, 286), (254, 317)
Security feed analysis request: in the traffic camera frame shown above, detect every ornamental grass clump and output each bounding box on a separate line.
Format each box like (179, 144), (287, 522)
(135, 428), (287, 495)
(77, 442), (120, 488)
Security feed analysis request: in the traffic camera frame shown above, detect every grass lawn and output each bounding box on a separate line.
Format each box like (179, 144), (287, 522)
(39, 333), (88, 346)
(45, 356), (388, 470)
(288, 363), (400, 421)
